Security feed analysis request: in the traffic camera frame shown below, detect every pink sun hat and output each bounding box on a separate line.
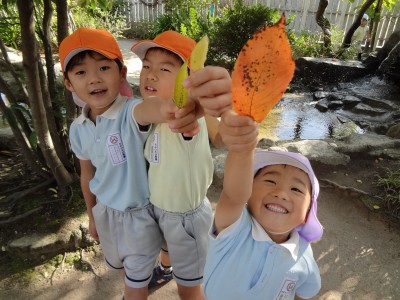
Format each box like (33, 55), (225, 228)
(253, 150), (323, 242)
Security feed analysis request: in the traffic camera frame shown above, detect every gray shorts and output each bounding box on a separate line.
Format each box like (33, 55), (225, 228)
(154, 198), (213, 287)
(92, 201), (162, 289)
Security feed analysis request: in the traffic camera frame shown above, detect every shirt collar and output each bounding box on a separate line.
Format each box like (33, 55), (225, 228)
(251, 216), (300, 261)
(75, 94), (128, 124)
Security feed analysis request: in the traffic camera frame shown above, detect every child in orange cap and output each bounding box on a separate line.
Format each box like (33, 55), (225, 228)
(60, 28), (231, 300)
(131, 31), (229, 299)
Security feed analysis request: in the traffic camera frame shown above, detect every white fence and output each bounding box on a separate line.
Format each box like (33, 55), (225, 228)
(124, 0), (400, 49)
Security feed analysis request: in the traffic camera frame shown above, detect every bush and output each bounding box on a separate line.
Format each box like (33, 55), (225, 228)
(148, 1), (214, 41)
(0, 6), (21, 49)
(289, 27), (358, 60)
(70, 1), (128, 38)
(207, 0), (280, 70)
(123, 21), (155, 40)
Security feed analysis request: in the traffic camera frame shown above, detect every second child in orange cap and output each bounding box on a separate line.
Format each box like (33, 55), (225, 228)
(60, 27), (203, 300)
(131, 31), (230, 300)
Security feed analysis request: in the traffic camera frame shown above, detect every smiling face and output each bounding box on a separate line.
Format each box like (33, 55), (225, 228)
(248, 164), (312, 243)
(139, 48), (183, 101)
(64, 51), (125, 116)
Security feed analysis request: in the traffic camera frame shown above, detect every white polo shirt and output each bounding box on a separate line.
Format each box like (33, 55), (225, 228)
(69, 95), (151, 211)
(203, 208), (321, 300)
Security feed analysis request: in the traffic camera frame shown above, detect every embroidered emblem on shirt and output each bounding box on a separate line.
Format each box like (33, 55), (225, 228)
(149, 132), (160, 164)
(107, 132), (126, 165)
(275, 278), (297, 300)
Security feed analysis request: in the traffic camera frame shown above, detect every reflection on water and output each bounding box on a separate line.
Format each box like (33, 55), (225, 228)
(258, 93), (363, 141)
(0, 92), (364, 141)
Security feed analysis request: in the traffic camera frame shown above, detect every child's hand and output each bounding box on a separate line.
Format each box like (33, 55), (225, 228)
(162, 99), (200, 137)
(184, 66), (232, 117)
(88, 218), (99, 241)
(219, 110), (258, 152)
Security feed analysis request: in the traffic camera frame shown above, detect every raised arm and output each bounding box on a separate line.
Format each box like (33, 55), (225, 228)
(204, 115), (224, 149)
(184, 66), (232, 117)
(214, 110), (258, 234)
(133, 97), (200, 137)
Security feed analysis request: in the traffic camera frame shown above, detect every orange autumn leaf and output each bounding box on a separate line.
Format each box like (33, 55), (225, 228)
(232, 14), (295, 123)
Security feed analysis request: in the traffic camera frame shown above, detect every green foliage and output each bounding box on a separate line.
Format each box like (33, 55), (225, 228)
(69, 0), (129, 37)
(376, 169), (400, 218)
(124, 20), (155, 40)
(78, 0), (113, 10)
(148, 0), (213, 41)
(207, 0), (280, 70)
(289, 30), (323, 59)
(0, 2), (21, 48)
(163, 0), (213, 13)
(289, 28), (357, 60)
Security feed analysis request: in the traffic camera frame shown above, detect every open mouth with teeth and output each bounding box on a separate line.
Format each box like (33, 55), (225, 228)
(145, 86), (157, 92)
(90, 89), (106, 95)
(265, 203), (288, 214)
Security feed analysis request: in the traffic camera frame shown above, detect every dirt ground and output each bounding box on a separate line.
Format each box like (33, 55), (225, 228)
(0, 151), (399, 300)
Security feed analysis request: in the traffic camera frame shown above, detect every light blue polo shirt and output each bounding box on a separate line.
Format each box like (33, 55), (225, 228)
(69, 95), (151, 211)
(203, 208), (321, 300)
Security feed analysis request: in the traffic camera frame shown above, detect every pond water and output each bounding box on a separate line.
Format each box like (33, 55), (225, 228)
(0, 92), (365, 141)
(258, 92), (364, 141)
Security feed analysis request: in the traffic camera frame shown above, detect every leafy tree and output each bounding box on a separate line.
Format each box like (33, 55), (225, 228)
(207, 0), (280, 70)
(0, 0), (121, 204)
(150, 0), (215, 40)
(342, 0), (377, 49)
(340, 0), (397, 51)
(316, 0), (332, 54)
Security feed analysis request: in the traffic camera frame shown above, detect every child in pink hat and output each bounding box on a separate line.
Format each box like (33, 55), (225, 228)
(203, 110), (324, 300)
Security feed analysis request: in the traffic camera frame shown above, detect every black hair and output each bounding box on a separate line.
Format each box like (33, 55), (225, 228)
(145, 47), (183, 65)
(64, 50), (123, 80)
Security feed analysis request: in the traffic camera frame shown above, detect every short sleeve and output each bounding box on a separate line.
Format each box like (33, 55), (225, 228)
(208, 209), (251, 252)
(69, 121), (88, 160)
(295, 246), (321, 299)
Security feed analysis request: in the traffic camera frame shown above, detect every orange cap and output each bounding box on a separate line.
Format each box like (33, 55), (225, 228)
(59, 27), (123, 71)
(130, 30), (196, 62)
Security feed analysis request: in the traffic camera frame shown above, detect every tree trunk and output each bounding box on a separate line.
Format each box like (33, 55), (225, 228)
(17, 0), (76, 186)
(342, 0), (376, 48)
(0, 81), (50, 178)
(316, 0), (331, 48)
(0, 37), (32, 139)
(34, 0), (73, 170)
(0, 36), (29, 104)
(55, 0), (78, 132)
(367, 0), (384, 52)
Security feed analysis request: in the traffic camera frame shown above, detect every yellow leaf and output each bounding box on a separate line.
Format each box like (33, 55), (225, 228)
(190, 35), (209, 71)
(373, 205), (380, 209)
(173, 59), (189, 108)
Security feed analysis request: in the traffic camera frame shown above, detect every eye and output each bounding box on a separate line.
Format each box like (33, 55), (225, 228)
(74, 70), (85, 76)
(264, 179), (275, 185)
(160, 67), (171, 72)
(142, 64), (149, 69)
(100, 65), (111, 71)
(291, 187), (305, 194)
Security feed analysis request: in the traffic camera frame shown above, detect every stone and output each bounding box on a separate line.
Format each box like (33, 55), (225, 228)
(386, 123), (400, 139)
(342, 95), (362, 109)
(295, 57), (369, 85)
(352, 103), (387, 116)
